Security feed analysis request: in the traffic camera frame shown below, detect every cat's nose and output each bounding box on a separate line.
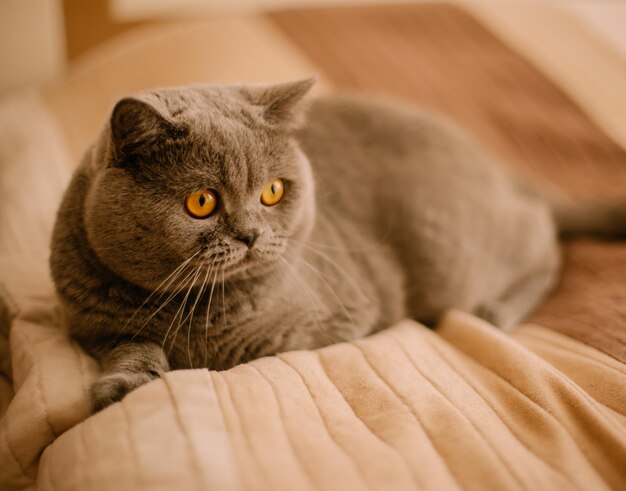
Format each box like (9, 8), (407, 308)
(233, 230), (259, 248)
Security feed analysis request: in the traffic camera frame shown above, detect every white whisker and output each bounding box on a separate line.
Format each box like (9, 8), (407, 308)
(277, 256), (330, 344)
(296, 242), (369, 301)
(161, 264), (203, 353)
(221, 269), (227, 333)
(289, 221), (392, 253)
(296, 255), (358, 330)
(127, 250), (202, 341)
(204, 265), (220, 367)
(184, 258), (214, 368)
(130, 253), (203, 342)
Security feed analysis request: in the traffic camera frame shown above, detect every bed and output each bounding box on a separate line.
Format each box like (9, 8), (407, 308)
(1, 2), (625, 490)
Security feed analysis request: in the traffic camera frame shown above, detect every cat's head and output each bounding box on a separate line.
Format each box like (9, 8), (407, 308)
(83, 79), (316, 291)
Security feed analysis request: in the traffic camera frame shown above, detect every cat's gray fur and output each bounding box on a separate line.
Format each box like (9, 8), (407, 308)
(49, 79), (626, 411)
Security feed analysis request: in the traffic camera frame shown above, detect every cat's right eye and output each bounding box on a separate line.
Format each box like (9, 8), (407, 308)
(261, 178), (285, 206)
(185, 189), (217, 218)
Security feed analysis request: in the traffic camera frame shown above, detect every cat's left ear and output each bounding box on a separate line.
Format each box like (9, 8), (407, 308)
(243, 77), (317, 130)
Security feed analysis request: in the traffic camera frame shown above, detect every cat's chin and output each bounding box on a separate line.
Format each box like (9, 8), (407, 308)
(219, 254), (282, 282)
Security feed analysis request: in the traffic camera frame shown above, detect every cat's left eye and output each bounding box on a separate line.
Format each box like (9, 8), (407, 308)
(261, 178), (285, 206)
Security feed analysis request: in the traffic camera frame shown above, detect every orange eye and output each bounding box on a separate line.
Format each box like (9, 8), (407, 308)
(185, 189), (217, 218)
(261, 178), (285, 206)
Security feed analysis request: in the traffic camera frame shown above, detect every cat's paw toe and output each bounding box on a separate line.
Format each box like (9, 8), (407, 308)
(90, 371), (157, 413)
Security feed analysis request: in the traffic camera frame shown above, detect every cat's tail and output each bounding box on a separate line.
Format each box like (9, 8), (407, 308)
(513, 174), (626, 238)
(551, 199), (626, 239)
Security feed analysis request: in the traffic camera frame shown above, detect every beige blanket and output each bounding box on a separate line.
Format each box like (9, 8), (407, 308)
(1, 2), (626, 490)
(2, 306), (626, 490)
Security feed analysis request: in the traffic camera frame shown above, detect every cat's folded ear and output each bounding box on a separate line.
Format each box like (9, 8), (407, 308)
(242, 77), (317, 130)
(109, 94), (187, 160)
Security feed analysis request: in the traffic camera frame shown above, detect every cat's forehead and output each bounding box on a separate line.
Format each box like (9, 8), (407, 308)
(193, 127), (266, 191)
(168, 115), (290, 194)
(161, 86), (262, 124)
(139, 86), (296, 192)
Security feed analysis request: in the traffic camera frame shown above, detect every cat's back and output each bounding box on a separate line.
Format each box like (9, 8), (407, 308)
(298, 94), (511, 204)
(296, 93), (527, 244)
(298, 94), (558, 322)
(300, 93), (483, 164)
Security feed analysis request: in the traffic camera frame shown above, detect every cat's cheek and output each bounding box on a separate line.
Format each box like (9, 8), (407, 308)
(283, 194), (315, 240)
(165, 212), (211, 255)
(285, 154), (316, 238)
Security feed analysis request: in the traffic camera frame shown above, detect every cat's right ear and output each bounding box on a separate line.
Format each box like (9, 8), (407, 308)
(109, 96), (186, 161)
(242, 77), (317, 131)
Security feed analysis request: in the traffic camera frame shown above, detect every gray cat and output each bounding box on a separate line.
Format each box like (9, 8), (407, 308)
(49, 79), (626, 411)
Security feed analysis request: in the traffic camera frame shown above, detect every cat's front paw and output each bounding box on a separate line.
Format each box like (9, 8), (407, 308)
(90, 371), (159, 413)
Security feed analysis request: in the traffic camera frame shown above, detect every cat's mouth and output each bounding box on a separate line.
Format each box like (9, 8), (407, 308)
(190, 249), (255, 273)
(222, 250), (273, 272)
(190, 242), (285, 282)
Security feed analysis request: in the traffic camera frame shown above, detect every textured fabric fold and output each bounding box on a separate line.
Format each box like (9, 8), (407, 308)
(3, 311), (625, 491)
